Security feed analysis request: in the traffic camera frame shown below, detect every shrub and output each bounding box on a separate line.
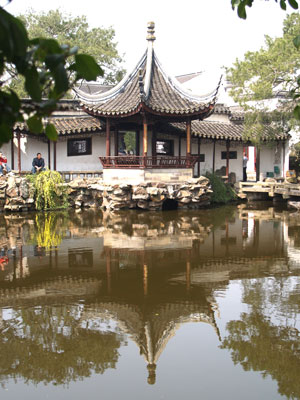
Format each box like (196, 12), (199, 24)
(206, 173), (237, 204)
(26, 170), (68, 210)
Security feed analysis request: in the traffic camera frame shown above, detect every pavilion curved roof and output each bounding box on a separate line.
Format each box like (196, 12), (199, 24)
(75, 23), (221, 120)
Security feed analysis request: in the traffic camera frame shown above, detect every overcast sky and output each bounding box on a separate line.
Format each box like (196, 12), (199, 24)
(8, 0), (291, 78)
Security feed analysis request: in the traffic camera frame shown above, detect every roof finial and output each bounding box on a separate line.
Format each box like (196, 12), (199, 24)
(147, 21), (155, 42)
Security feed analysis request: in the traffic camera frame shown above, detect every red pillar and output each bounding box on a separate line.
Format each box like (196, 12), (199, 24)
(226, 140), (230, 178)
(106, 118), (111, 157)
(11, 135), (15, 170)
(17, 132), (21, 173)
(186, 119), (191, 156)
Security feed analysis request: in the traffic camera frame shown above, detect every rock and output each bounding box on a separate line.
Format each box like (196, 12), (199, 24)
(176, 190), (191, 199)
(137, 200), (149, 209)
(19, 180), (29, 199)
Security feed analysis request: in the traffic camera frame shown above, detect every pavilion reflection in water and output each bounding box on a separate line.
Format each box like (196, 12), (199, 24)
(0, 206), (300, 385)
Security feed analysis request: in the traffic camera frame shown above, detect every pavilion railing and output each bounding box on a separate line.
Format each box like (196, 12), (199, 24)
(99, 155), (201, 169)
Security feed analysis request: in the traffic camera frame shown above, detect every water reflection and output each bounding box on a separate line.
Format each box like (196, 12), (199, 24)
(0, 205), (300, 397)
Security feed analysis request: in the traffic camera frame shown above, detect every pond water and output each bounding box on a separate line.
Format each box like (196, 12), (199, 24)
(0, 204), (300, 399)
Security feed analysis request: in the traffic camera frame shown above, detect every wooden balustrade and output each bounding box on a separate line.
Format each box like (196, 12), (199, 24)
(99, 155), (201, 169)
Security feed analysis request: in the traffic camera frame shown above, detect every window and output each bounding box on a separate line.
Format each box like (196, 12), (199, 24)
(67, 138), (92, 156)
(192, 153), (205, 162)
(156, 140), (174, 156)
(221, 151), (237, 160)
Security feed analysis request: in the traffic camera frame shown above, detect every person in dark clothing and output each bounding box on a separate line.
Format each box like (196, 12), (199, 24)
(31, 153), (45, 174)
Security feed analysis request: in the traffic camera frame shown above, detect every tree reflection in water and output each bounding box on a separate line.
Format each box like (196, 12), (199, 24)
(221, 278), (300, 399)
(0, 304), (124, 386)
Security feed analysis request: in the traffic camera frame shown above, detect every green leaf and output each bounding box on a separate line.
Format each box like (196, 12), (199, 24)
(45, 123), (58, 141)
(280, 0), (287, 10)
(24, 67), (42, 101)
(74, 54), (103, 81)
(27, 115), (43, 134)
(45, 54), (65, 70)
(237, 3), (247, 19)
(53, 63), (69, 95)
(293, 105), (300, 120)
(293, 35), (300, 49)
(288, 0), (299, 9)
(0, 123), (13, 145)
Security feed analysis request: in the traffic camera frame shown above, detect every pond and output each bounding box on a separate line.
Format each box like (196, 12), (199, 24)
(0, 204), (300, 399)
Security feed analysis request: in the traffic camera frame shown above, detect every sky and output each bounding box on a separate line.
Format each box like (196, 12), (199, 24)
(7, 0), (292, 79)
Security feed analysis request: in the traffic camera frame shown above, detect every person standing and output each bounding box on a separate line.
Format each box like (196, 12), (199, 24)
(243, 153), (248, 182)
(31, 153), (45, 174)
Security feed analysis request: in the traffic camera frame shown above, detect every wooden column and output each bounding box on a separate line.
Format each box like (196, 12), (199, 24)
(106, 118), (111, 157)
(48, 140), (51, 169)
(226, 140), (230, 178)
(11, 135), (14, 170)
(212, 139), (216, 173)
(186, 119), (191, 156)
(17, 132), (21, 173)
(197, 137), (201, 177)
(143, 263), (148, 296)
(53, 141), (57, 171)
(143, 115), (148, 156)
(114, 126), (118, 156)
(186, 260), (191, 292)
(256, 147), (260, 181)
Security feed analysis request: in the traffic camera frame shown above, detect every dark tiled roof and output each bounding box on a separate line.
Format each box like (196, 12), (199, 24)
(76, 82), (113, 95)
(169, 120), (288, 141)
(15, 116), (102, 136)
(214, 104), (231, 114)
(77, 50), (219, 118)
(175, 71), (202, 84)
(21, 99), (80, 111)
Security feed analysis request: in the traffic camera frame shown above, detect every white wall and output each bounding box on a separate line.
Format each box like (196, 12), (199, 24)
(56, 135), (106, 172)
(21, 137), (49, 171)
(260, 142), (286, 179)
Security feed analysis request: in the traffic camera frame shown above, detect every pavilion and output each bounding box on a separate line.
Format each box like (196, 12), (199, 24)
(75, 21), (221, 183)
(0, 23), (289, 182)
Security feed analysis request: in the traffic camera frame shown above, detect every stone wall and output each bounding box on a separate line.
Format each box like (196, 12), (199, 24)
(0, 176), (35, 212)
(0, 175), (212, 212)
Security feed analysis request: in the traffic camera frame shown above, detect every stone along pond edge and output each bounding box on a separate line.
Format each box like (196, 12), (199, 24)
(0, 175), (221, 212)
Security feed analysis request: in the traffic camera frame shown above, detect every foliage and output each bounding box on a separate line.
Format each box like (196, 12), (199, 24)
(227, 13), (300, 142)
(206, 173), (237, 204)
(221, 278), (300, 399)
(34, 212), (67, 249)
(123, 131), (136, 153)
(0, 6), (103, 146)
(12, 8), (125, 96)
(0, 304), (123, 386)
(27, 170), (68, 210)
(231, 0), (298, 19)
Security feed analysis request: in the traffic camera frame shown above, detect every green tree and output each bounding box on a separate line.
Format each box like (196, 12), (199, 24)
(221, 278), (300, 399)
(0, 5), (103, 146)
(226, 13), (300, 142)
(0, 304), (124, 386)
(11, 9), (125, 96)
(231, 0), (298, 19)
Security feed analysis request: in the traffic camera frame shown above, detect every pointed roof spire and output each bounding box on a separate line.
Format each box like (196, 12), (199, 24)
(147, 21), (156, 42)
(75, 22), (220, 119)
